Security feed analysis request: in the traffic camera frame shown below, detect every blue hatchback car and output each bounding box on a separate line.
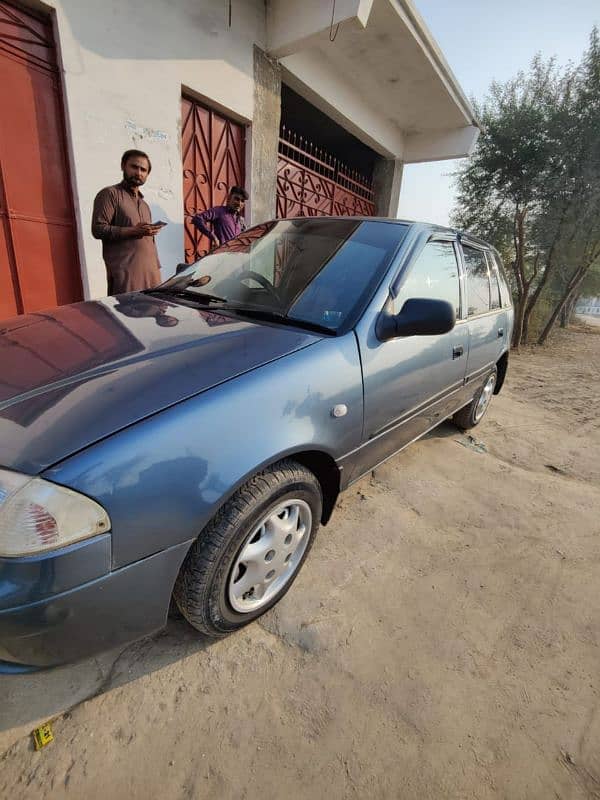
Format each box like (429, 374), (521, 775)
(0, 218), (513, 669)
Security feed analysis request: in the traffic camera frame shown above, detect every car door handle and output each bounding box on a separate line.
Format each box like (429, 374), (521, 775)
(452, 345), (464, 359)
(497, 328), (504, 338)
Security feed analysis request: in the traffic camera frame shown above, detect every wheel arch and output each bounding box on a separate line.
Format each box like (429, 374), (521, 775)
(287, 449), (342, 525)
(169, 449), (342, 625)
(494, 350), (509, 394)
(206, 448), (342, 530)
(184, 449), (342, 560)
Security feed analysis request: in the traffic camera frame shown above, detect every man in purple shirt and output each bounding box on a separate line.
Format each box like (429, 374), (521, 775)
(191, 186), (248, 248)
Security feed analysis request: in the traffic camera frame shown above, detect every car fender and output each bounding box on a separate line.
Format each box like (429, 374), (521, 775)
(43, 333), (363, 569)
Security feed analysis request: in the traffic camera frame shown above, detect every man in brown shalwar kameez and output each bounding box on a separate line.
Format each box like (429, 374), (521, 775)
(92, 149), (165, 294)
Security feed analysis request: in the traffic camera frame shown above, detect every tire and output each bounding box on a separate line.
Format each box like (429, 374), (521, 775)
(173, 459), (322, 637)
(453, 366), (497, 430)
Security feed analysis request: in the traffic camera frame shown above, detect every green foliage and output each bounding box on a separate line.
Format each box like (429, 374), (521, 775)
(452, 28), (600, 345)
(578, 261), (600, 298)
(452, 56), (569, 245)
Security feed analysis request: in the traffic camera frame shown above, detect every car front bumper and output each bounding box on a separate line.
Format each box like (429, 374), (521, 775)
(0, 537), (192, 670)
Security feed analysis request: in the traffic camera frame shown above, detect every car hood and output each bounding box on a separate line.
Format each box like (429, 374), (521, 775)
(0, 295), (320, 474)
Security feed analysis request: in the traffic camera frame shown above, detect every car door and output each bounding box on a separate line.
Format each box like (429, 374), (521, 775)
(459, 242), (508, 385)
(348, 234), (470, 481)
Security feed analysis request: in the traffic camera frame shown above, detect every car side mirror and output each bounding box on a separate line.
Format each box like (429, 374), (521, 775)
(376, 298), (456, 341)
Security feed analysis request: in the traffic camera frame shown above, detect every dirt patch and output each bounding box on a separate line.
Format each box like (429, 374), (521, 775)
(508, 324), (600, 429)
(1, 328), (599, 800)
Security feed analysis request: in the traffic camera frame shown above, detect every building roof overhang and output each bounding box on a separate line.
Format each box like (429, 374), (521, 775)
(266, 0), (479, 162)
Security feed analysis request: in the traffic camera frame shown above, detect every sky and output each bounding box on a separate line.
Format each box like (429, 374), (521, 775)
(397, 0), (600, 226)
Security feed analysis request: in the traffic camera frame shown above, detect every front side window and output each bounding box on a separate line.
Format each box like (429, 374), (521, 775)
(396, 240), (460, 317)
(463, 246), (490, 316)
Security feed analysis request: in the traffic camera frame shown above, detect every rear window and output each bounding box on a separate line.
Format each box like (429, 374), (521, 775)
(462, 246), (490, 316)
(492, 252), (512, 307)
(486, 252), (502, 310)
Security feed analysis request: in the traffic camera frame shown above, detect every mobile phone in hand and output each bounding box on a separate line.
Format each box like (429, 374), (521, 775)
(152, 220), (167, 227)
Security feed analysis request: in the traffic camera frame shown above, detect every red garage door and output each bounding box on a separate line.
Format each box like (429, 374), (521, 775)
(181, 95), (246, 263)
(0, 1), (82, 319)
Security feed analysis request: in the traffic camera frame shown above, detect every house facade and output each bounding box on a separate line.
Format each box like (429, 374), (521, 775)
(0, 0), (478, 317)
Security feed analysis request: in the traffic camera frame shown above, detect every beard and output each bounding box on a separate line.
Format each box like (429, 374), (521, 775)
(123, 174), (144, 187)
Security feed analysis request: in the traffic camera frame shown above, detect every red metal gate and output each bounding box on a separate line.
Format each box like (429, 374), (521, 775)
(0, 0), (82, 318)
(277, 127), (375, 219)
(181, 96), (246, 263)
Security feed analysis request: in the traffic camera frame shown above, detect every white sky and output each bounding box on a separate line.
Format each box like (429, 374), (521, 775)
(398, 0), (600, 226)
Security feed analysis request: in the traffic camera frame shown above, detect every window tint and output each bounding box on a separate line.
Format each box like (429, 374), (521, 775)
(397, 240), (460, 316)
(493, 252), (512, 307)
(487, 253), (501, 310)
(463, 246), (490, 316)
(163, 219), (406, 331)
(290, 222), (402, 329)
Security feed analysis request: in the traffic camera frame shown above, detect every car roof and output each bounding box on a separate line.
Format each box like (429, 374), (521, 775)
(271, 216), (493, 250)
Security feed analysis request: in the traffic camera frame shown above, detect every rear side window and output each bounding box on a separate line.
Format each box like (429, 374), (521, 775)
(487, 253), (502, 310)
(493, 252), (512, 307)
(462, 246), (490, 316)
(397, 240), (460, 317)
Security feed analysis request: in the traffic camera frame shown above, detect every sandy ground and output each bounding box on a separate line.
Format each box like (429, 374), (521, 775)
(1, 324), (599, 800)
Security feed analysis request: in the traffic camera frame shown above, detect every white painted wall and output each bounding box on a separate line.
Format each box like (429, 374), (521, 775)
(48, 0), (265, 299)
(26, 0), (476, 300)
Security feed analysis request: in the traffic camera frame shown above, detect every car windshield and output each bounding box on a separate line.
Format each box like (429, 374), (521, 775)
(158, 218), (406, 331)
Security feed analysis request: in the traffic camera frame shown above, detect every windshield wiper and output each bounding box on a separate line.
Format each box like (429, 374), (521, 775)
(146, 288), (227, 304)
(220, 305), (334, 335)
(146, 290), (333, 334)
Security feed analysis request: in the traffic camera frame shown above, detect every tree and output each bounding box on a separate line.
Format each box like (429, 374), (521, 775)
(537, 27), (600, 343)
(452, 56), (570, 347)
(452, 28), (600, 347)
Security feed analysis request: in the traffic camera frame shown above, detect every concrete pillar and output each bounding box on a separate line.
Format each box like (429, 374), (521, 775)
(372, 157), (403, 218)
(250, 46), (282, 225)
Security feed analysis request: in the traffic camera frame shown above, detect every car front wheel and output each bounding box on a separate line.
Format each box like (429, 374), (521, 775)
(453, 366), (497, 430)
(173, 459), (322, 637)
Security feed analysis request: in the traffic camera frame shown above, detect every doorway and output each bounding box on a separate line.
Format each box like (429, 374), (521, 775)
(181, 95), (246, 262)
(0, 0), (82, 317)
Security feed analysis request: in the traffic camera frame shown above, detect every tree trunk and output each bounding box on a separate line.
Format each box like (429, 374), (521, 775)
(512, 294), (528, 348)
(521, 257), (548, 343)
(510, 207), (529, 349)
(560, 294), (578, 327)
(570, 293), (581, 322)
(537, 268), (588, 344)
(521, 300), (533, 343)
(525, 197), (572, 338)
(560, 305), (569, 327)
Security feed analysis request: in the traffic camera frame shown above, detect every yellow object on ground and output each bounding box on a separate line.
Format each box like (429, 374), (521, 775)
(32, 723), (54, 750)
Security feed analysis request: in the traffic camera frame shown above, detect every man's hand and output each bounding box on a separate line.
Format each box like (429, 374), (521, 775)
(211, 234), (220, 248)
(144, 223), (166, 237)
(124, 223), (150, 239)
(125, 223), (165, 238)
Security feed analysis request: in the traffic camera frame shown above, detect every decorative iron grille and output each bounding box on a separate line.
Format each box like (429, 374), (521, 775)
(181, 96), (245, 263)
(276, 126), (375, 219)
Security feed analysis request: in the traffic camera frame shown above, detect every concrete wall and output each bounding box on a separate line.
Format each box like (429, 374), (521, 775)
(16, 0), (474, 301)
(250, 47), (282, 225)
(46, 0), (266, 298)
(373, 158), (404, 218)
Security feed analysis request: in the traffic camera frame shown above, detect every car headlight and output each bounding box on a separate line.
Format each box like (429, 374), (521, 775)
(0, 469), (110, 557)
